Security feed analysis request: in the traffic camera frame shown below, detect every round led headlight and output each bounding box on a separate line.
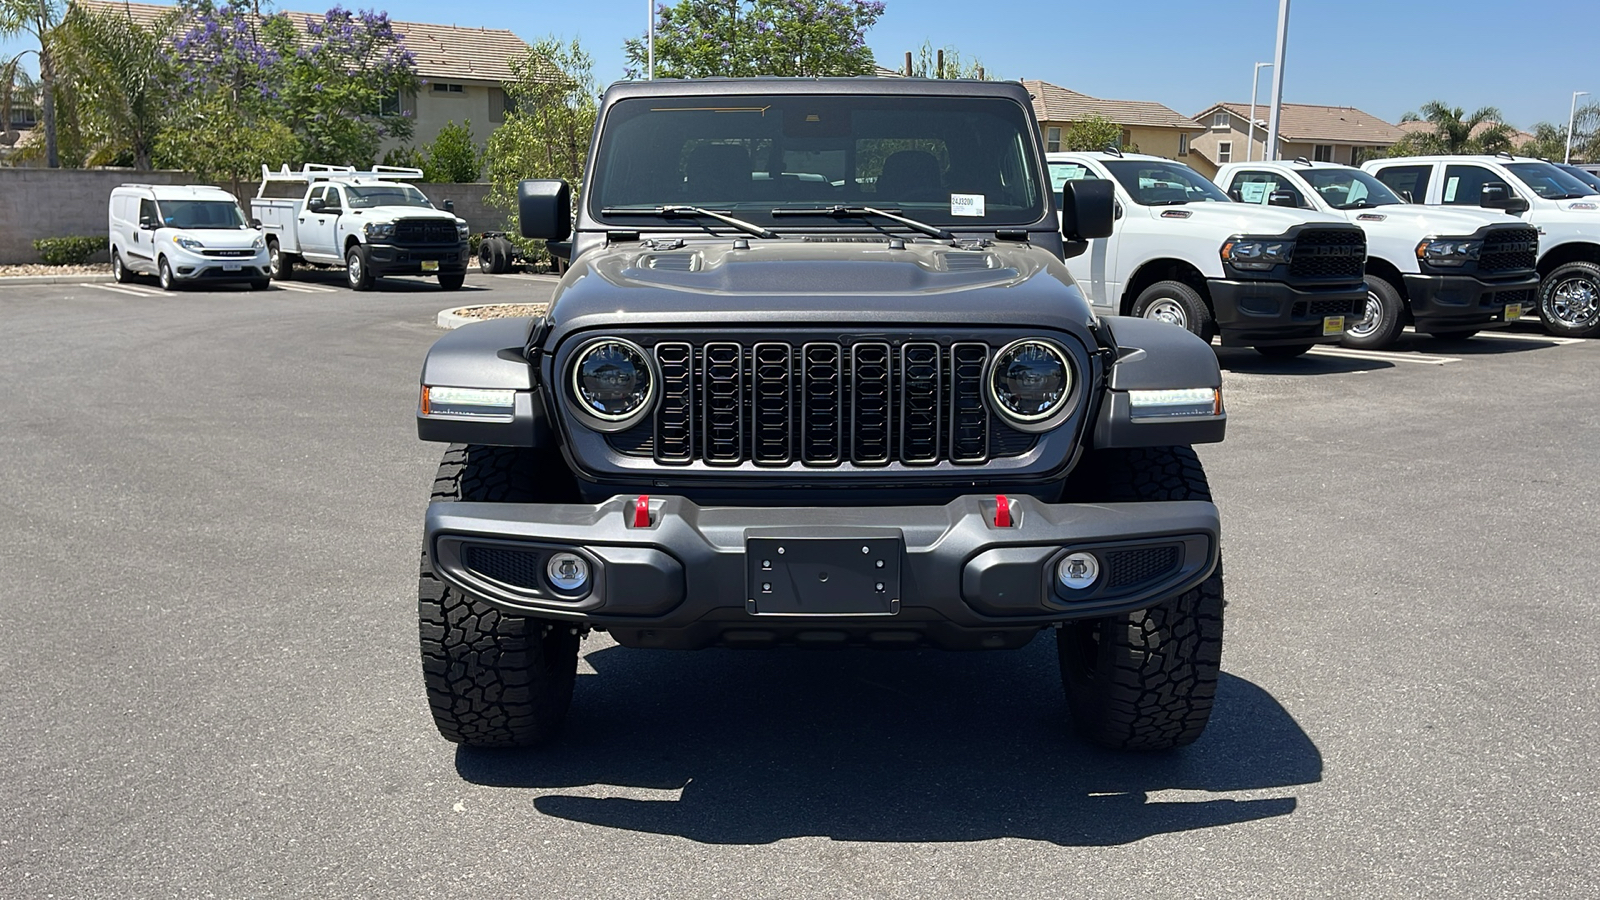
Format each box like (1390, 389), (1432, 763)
(570, 338), (655, 429)
(988, 339), (1074, 430)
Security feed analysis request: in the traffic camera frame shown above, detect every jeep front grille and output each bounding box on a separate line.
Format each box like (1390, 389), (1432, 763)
(1290, 229), (1365, 281)
(1479, 227), (1538, 273)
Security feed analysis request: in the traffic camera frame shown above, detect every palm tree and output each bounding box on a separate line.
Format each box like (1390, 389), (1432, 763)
(0, 0), (65, 168)
(54, 4), (175, 169)
(1394, 101), (1514, 156)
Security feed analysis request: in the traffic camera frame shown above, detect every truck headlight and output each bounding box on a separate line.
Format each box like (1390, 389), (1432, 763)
(365, 222), (396, 241)
(988, 339), (1073, 429)
(420, 385), (516, 419)
(1221, 238), (1292, 271)
(457, 222), (470, 239)
(1416, 238), (1482, 267)
(570, 338), (655, 429)
(1127, 387), (1222, 419)
(173, 236), (205, 251)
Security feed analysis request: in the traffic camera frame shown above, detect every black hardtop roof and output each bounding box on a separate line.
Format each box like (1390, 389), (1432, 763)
(600, 77), (1033, 105)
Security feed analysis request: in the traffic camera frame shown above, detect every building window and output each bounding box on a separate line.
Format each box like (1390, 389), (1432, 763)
(1314, 144), (1334, 162)
(1179, 133), (1189, 156)
(1218, 141), (1232, 163)
(378, 89), (404, 116)
(1046, 126), (1061, 153)
(1120, 128), (1132, 149)
(1350, 146), (1370, 166)
(430, 83), (465, 94)
(1213, 111), (1229, 129)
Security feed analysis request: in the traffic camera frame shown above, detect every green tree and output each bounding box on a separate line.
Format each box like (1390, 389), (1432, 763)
(906, 40), (996, 80)
(1062, 114), (1127, 152)
(623, 0), (885, 79)
(1518, 122), (1569, 161)
(1391, 101), (1514, 156)
(0, 0), (65, 167)
(421, 120), (481, 183)
(54, 4), (175, 168)
(154, 93), (299, 194)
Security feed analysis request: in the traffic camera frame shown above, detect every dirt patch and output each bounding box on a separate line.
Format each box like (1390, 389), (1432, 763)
(452, 303), (550, 320)
(0, 263), (112, 278)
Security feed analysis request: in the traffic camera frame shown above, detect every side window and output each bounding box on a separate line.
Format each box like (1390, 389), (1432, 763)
(1048, 161), (1101, 192)
(1442, 165), (1499, 206)
(139, 197), (159, 225)
(1228, 170), (1306, 207)
(322, 187), (344, 212)
(1373, 164), (1430, 203)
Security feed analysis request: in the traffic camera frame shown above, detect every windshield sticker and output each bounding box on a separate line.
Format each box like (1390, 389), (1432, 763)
(1239, 182), (1268, 204)
(1444, 177), (1459, 203)
(950, 193), (986, 217)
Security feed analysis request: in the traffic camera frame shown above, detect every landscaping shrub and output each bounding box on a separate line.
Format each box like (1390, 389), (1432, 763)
(34, 236), (107, 266)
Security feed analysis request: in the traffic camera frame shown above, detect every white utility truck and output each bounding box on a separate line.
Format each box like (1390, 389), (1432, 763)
(1214, 159), (1539, 348)
(251, 164), (470, 291)
(1049, 150), (1368, 358)
(1364, 154), (1600, 337)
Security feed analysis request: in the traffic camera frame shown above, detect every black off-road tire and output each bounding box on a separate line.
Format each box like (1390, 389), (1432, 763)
(1131, 280), (1215, 342)
(1058, 446), (1224, 751)
(1538, 261), (1600, 338)
(419, 444), (580, 747)
(267, 238), (295, 281)
(438, 271), (466, 291)
(1254, 343), (1313, 359)
(490, 236), (513, 273)
(1343, 275), (1407, 350)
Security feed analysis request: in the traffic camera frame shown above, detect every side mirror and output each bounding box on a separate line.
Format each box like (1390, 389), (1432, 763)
(307, 197), (326, 214)
(249, 217), (262, 230)
(1480, 182), (1512, 209)
(1268, 190), (1299, 208)
(519, 179), (572, 242)
(1400, 190), (1415, 203)
(443, 199), (455, 213)
(138, 215), (154, 230)
(1060, 179), (1114, 241)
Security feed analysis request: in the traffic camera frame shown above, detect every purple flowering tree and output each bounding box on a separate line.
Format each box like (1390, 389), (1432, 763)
(273, 5), (418, 166)
(623, 0), (886, 79)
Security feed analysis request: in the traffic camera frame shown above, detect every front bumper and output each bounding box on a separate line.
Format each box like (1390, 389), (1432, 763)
(1402, 272), (1540, 332)
(425, 493), (1220, 650)
(171, 249), (270, 282)
(1207, 278), (1366, 347)
(366, 241), (470, 276)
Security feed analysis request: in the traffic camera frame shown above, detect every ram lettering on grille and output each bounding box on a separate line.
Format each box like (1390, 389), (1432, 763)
(1290, 229), (1365, 281)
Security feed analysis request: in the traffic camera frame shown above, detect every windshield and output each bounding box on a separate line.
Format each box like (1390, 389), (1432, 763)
(345, 185), (435, 209)
(1558, 164), (1600, 193)
(1504, 162), (1598, 199)
(1102, 160), (1230, 205)
(1300, 167), (1403, 208)
(159, 199), (248, 229)
(591, 94), (1046, 227)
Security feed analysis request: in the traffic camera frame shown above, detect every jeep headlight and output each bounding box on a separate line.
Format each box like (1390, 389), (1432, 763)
(365, 222), (396, 240)
(1416, 237), (1482, 267)
(988, 339), (1073, 430)
(570, 338), (655, 430)
(1221, 238), (1292, 271)
(173, 236), (205, 251)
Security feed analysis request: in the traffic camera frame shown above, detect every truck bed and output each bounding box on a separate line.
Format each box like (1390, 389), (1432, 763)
(251, 198), (303, 254)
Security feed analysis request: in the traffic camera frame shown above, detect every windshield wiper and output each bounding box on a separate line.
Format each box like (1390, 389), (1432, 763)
(1336, 201), (1381, 210)
(601, 205), (778, 239)
(1145, 199), (1192, 206)
(771, 205), (954, 239)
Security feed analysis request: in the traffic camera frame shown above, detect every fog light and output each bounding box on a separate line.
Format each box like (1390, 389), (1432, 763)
(546, 552), (590, 593)
(1057, 552), (1100, 591)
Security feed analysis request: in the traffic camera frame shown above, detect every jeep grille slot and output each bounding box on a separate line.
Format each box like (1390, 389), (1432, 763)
(703, 342), (745, 465)
(949, 343), (990, 463)
(802, 342), (844, 465)
(851, 342), (892, 465)
(654, 342), (695, 462)
(753, 342), (794, 464)
(899, 342), (942, 464)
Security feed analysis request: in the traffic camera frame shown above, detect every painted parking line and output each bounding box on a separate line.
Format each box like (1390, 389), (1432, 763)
(92, 284), (159, 297)
(1469, 331), (1586, 345)
(1307, 346), (1461, 365)
(273, 283), (339, 293)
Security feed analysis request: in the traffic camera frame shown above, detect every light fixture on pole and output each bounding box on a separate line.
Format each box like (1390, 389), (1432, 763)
(1567, 90), (1589, 163)
(1247, 62), (1273, 162)
(1265, 0), (1291, 161)
(647, 0), (656, 80)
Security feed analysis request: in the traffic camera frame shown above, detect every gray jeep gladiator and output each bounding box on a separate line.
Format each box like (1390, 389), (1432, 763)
(415, 78), (1229, 751)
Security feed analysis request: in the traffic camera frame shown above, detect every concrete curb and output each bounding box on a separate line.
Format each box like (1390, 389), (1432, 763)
(436, 307), (480, 329)
(0, 273), (115, 286)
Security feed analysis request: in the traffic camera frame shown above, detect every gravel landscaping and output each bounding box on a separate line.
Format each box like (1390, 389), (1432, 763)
(452, 302), (549, 319)
(0, 263), (112, 278)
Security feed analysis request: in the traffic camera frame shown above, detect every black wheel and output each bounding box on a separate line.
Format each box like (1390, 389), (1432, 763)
(477, 240), (494, 274)
(346, 244), (373, 291)
(111, 249), (132, 283)
(1429, 329), (1479, 342)
(438, 271), (466, 291)
(1058, 446), (1223, 750)
(1342, 276), (1406, 349)
(1254, 343), (1313, 358)
(157, 256), (177, 291)
(1131, 280), (1214, 341)
(267, 238), (294, 281)
(419, 444), (581, 747)
(1538, 261), (1600, 338)
(248, 278), (270, 291)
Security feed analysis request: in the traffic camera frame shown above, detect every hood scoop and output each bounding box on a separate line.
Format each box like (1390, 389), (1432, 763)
(640, 252), (700, 272)
(945, 251), (997, 272)
(798, 235), (892, 243)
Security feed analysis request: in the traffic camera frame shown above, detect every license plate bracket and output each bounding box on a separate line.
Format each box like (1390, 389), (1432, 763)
(420, 259), (440, 272)
(222, 262), (241, 271)
(746, 534), (902, 616)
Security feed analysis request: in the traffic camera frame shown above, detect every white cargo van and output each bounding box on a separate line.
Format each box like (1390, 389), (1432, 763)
(108, 184), (269, 291)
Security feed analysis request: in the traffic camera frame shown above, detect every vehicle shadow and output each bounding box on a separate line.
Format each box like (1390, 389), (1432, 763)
(1216, 347), (1390, 375)
(277, 268), (489, 293)
(455, 638), (1321, 846)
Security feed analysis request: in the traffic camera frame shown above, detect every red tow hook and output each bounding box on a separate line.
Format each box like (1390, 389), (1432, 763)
(994, 494), (1013, 528)
(632, 495), (652, 528)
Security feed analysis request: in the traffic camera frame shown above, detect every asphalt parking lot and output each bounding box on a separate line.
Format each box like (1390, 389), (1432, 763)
(2, 271), (1596, 899)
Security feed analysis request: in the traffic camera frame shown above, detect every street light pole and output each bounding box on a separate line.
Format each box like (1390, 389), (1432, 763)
(1567, 90), (1589, 163)
(1265, 0), (1291, 161)
(647, 0), (656, 79)
(1247, 62), (1273, 162)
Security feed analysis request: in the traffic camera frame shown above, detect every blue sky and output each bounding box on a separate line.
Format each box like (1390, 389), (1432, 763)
(5, 0), (1595, 130)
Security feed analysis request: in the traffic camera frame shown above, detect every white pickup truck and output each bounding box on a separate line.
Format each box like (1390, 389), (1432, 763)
(1048, 150), (1368, 358)
(1214, 160), (1539, 348)
(1363, 154), (1600, 337)
(251, 164), (470, 291)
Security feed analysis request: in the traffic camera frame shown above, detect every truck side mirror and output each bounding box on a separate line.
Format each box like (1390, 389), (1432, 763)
(1060, 179), (1114, 241)
(519, 179), (572, 242)
(1480, 182), (1511, 209)
(1268, 190), (1299, 208)
(307, 197), (326, 214)
(443, 199), (455, 213)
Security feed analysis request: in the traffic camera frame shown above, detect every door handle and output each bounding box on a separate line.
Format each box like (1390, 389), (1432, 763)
(298, 218), (305, 223)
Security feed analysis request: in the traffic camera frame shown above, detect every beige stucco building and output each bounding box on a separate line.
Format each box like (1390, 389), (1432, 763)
(1020, 80), (1203, 161)
(1186, 102), (1405, 178)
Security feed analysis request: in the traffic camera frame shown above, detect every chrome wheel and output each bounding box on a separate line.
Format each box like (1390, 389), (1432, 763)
(1346, 291), (1383, 338)
(1143, 297), (1189, 329)
(1547, 276), (1600, 328)
(269, 245), (281, 278)
(347, 252), (362, 286)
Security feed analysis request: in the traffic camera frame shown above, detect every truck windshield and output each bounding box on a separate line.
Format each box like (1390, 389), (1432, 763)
(591, 94), (1046, 228)
(1300, 168), (1403, 209)
(1557, 164), (1600, 194)
(1504, 162), (1599, 199)
(1102, 160), (1230, 205)
(160, 200), (248, 229)
(345, 186), (435, 209)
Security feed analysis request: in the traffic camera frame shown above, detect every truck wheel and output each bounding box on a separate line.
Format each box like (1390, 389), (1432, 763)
(158, 256), (177, 291)
(267, 238), (294, 281)
(477, 240), (494, 274)
(345, 244), (374, 291)
(111, 249), (132, 283)
(1538, 261), (1600, 337)
(1343, 276), (1406, 349)
(419, 445), (581, 747)
(1058, 446), (1223, 750)
(438, 271), (466, 291)
(492, 236), (514, 274)
(1131, 281), (1214, 341)
(1254, 343), (1312, 358)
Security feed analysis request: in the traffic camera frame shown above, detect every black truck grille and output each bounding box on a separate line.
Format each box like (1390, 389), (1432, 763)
(394, 219), (458, 243)
(1290, 229), (1365, 281)
(641, 339), (1034, 467)
(1478, 227), (1538, 273)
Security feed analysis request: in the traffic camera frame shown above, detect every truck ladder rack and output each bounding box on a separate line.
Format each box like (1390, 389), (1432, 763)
(257, 163), (425, 196)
